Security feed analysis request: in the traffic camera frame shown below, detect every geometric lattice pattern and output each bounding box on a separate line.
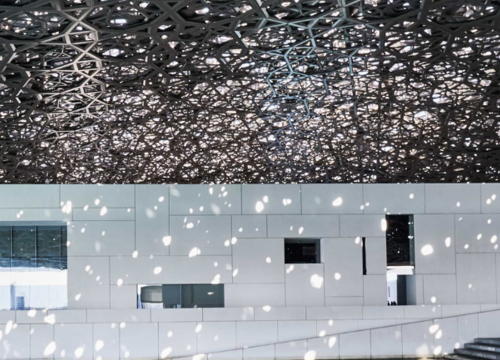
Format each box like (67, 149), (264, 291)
(1, 0), (500, 183)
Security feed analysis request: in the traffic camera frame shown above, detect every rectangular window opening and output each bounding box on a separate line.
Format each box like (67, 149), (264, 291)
(285, 238), (320, 264)
(0, 224), (68, 310)
(137, 284), (224, 309)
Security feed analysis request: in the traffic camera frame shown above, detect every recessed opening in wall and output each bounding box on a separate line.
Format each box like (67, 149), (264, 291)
(386, 215), (415, 267)
(385, 215), (416, 305)
(137, 284), (224, 308)
(285, 239), (320, 263)
(0, 224), (68, 310)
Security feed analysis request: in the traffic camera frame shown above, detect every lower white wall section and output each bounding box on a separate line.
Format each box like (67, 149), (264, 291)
(1, 306), (500, 360)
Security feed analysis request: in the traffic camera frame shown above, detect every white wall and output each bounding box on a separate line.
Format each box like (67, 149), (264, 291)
(0, 183), (499, 359)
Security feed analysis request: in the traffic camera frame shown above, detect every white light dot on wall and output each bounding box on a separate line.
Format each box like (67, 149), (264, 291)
(43, 342), (56, 356)
(464, 244), (469, 249)
(74, 347), (85, 359)
(160, 348), (172, 359)
(117, 279), (123, 286)
(154, 267), (162, 275)
(95, 340), (104, 351)
(186, 223), (194, 229)
(195, 324), (202, 333)
(445, 237), (451, 247)
(431, 296), (436, 303)
(421, 244), (434, 256)
(334, 273), (341, 280)
(456, 202), (461, 207)
(266, 257), (272, 263)
(328, 337), (337, 348)
(132, 251), (138, 258)
(409, 193), (414, 199)
(477, 234), (483, 240)
(162, 236), (171, 246)
(231, 237), (237, 245)
(255, 201), (264, 213)
(332, 197), (343, 207)
(381, 219), (387, 231)
(304, 350), (316, 360)
(310, 274), (324, 289)
(94, 199), (100, 206)
(491, 235), (498, 244)
(429, 324), (439, 334)
(100, 207), (107, 216)
(158, 196), (164, 202)
(262, 305), (271, 312)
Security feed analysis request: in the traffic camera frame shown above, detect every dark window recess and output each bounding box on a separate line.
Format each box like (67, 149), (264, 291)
(362, 237), (367, 275)
(386, 215), (415, 267)
(139, 284), (224, 309)
(285, 239), (320, 264)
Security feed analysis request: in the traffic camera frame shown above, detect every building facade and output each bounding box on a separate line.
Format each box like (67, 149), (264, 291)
(0, 184), (499, 359)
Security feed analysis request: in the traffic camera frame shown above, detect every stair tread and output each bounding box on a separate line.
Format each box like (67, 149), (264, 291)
(466, 343), (500, 352)
(445, 355), (484, 360)
(455, 348), (500, 359)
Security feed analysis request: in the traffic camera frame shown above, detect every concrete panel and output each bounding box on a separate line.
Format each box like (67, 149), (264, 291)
(275, 340), (307, 360)
(170, 185), (241, 215)
(0, 209), (70, 222)
(236, 321), (278, 348)
(402, 321), (433, 358)
(231, 216), (267, 239)
(243, 345), (275, 360)
(135, 184), (170, 256)
(242, 185), (301, 215)
(307, 336), (339, 360)
(339, 330), (370, 359)
(159, 322), (197, 358)
(119, 323), (158, 360)
(316, 320), (358, 335)
(197, 322), (236, 354)
(0, 324), (30, 359)
(371, 326), (403, 358)
(458, 314), (478, 346)
(225, 284), (285, 307)
(339, 215), (386, 237)
(61, 185), (135, 208)
(433, 317), (458, 356)
(277, 321), (316, 342)
(0, 185), (60, 208)
(54, 324), (93, 360)
(423, 275), (457, 305)
(170, 215), (232, 256)
(203, 308), (254, 322)
(30, 324), (54, 359)
(478, 310), (500, 337)
(67, 221), (135, 256)
(481, 184), (500, 213)
(363, 184), (425, 214)
(414, 215), (456, 274)
(232, 238), (284, 284)
(72, 208), (134, 221)
(301, 184), (363, 214)
(152, 309), (202, 322)
(110, 255), (233, 285)
(457, 254), (496, 304)
(94, 323), (119, 360)
(68, 256), (110, 309)
(455, 214), (500, 253)
(306, 306), (363, 320)
(285, 264), (325, 306)
(254, 307), (306, 321)
(425, 184), (480, 214)
(324, 297), (364, 306)
(110, 285), (137, 309)
(87, 309), (150, 323)
(363, 275), (387, 306)
(365, 237), (387, 275)
(322, 238), (363, 297)
(267, 215), (339, 238)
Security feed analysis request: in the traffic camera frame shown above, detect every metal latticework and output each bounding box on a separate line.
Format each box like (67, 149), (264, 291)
(1, 0), (499, 183)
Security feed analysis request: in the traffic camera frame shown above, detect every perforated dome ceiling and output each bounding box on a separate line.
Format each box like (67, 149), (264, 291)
(1, 0), (499, 183)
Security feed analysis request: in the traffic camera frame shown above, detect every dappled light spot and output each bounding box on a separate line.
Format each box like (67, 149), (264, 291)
(445, 237), (451, 247)
(75, 294), (82, 301)
(332, 197), (343, 207)
(120, 322), (126, 329)
(491, 235), (497, 243)
(477, 234), (482, 240)
(468, 284), (473, 289)
(298, 227), (304, 235)
(488, 219), (492, 224)
(100, 207), (107, 216)
(74, 347), (85, 358)
(433, 345), (442, 355)
(282, 198), (292, 206)
(381, 219), (387, 231)
(310, 274), (324, 289)
(263, 305), (271, 312)
(83, 205), (89, 211)
(328, 336), (337, 348)
(162, 236), (171, 246)
(355, 237), (361, 245)
(464, 244), (469, 249)
(304, 350), (316, 360)
(435, 329), (442, 339)
(456, 202), (461, 207)
(255, 201), (264, 213)
(334, 273), (341, 280)
(146, 208), (155, 218)
(154, 267), (162, 275)
(263, 196), (269, 203)
(132, 251), (138, 258)
(28, 309), (37, 318)
(44, 341), (56, 356)
(211, 274), (221, 284)
(189, 247), (201, 257)
(167, 331), (173, 338)
(455, 343), (461, 349)
(44, 313), (56, 324)
(421, 244), (434, 256)
(158, 196), (165, 202)
(231, 237), (237, 244)
(238, 227), (243, 233)
(318, 330), (326, 337)
(81, 227), (86, 234)
(95, 340), (104, 351)
(124, 351), (130, 358)
(62, 201), (73, 214)
(431, 296), (436, 303)
(161, 347), (172, 359)
(266, 257), (272, 263)
(186, 223), (194, 229)
(232, 269), (239, 277)
(117, 279), (123, 286)
(195, 324), (203, 333)
(213, 262), (218, 267)
(224, 240), (230, 246)
(409, 193), (414, 199)
(286, 265), (294, 274)
(101, 231), (106, 236)
(95, 199), (100, 206)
